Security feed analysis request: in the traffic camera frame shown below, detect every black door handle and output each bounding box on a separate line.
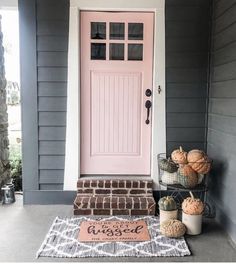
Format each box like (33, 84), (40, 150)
(145, 100), (152, 124)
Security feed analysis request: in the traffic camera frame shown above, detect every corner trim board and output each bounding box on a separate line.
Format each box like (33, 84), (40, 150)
(19, 0), (39, 191)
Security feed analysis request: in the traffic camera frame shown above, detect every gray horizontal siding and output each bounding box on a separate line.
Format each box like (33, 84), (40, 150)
(208, 114), (236, 135)
(39, 169), (64, 184)
(36, 0), (69, 190)
(38, 97), (67, 111)
(166, 37), (209, 52)
(210, 80), (236, 97)
(167, 83), (207, 98)
(38, 68), (67, 82)
(39, 127), (66, 141)
(208, 0), (236, 243)
(212, 42), (236, 66)
(39, 156), (65, 170)
(166, 0), (210, 6)
(214, 0), (236, 18)
(166, 21), (208, 37)
(212, 23), (236, 51)
(38, 82), (67, 97)
(37, 21), (68, 35)
(167, 98), (207, 113)
(167, 113), (206, 127)
(166, 68), (208, 83)
(38, 52), (68, 67)
(39, 141), (65, 155)
(211, 61), (236, 82)
(214, 2), (236, 33)
(166, 53), (208, 68)
(167, 128), (206, 142)
(39, 112), (66, 126)
(37, 2), (69, 21)
(209, 98), (236, 116)
(166, 6), (209, 21)
(37, 36), (68, 51)
(166, 0), (211, 155)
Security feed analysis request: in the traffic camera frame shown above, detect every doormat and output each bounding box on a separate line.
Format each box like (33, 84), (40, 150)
(79, 220), (150, 242)
(36, 216), (191, 258)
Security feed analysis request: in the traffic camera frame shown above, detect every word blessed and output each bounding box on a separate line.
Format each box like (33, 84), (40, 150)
(87, 223), (144, 237)
(78, 220), (151, 242)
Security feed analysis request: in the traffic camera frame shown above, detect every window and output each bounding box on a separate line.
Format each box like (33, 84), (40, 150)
(90, 21), (144, 61)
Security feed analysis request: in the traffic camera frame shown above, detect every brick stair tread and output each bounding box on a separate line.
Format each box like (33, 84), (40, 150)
(77, 179), (153, 189)
(74, 195), (156, 210)
(77, 179), (153, 196)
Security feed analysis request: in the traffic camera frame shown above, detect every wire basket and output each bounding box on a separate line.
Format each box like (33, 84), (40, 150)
(157, 153), (212, 189)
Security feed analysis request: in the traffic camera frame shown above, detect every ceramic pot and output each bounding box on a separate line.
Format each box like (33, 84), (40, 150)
(1, 183), (15, 204)
(159, 209), (178, 224)
(182, 211), (202, 235)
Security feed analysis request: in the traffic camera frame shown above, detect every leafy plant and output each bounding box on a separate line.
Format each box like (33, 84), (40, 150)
(10, 159), (22, 191)
(9, 145), (22, 191)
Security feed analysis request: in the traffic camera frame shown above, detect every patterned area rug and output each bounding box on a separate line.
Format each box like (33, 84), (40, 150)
(36, 216), (191, 258)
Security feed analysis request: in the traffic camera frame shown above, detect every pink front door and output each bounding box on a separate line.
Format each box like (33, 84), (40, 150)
(80, 11), (154, 175)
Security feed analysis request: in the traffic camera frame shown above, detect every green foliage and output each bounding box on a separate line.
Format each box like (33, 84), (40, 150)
(9, 144), (21, 161)
(9, 145), (22, 191)
(10, 159), (22, 191)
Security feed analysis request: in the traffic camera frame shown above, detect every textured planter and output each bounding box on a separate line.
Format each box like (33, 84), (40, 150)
(159, 209), (178, 224)
(182, 212), (202, 235)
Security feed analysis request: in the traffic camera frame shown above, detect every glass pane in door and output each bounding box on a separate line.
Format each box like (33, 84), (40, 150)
(110, 23), (125, 40)
(109, 43), (124, 60)
(128, 23), (143, 40)
(91, 22), (106, 39)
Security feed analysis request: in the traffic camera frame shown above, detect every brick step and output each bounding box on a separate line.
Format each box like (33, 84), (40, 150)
(74, 195), (156, 216)
(77, 179), (153, 196)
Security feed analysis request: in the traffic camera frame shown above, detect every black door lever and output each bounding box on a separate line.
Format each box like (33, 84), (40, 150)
(145, 100), (152, 124)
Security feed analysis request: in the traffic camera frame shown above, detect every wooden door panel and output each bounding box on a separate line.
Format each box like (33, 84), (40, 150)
(80, 11), (154, 175)
(91, 71), (142, 156)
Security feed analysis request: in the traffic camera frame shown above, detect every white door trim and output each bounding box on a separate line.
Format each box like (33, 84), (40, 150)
(64, 0), (166, 190)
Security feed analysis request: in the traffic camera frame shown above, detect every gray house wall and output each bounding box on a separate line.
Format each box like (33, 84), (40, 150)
(208, 0), (236, 244)
(19, 0), (211, 203)
(166, 0), (211, 154)
(19, 0), (75, 203)
(37, 0), (69, 191)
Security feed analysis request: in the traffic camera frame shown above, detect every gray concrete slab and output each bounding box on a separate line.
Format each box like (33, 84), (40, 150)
(0, 194), (235, 262)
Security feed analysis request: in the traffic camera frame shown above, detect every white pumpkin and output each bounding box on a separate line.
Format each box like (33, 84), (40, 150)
(161, 171), (178, 185)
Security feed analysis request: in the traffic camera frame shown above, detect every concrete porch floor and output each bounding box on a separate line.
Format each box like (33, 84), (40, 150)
(0, 195), (236, 262)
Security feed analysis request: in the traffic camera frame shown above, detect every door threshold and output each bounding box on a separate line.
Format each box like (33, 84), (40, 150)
(80, 175), (152, 181)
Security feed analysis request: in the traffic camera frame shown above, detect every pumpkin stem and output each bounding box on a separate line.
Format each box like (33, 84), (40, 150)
(189, 191), (194, 199)
(179, 146), (183, 152)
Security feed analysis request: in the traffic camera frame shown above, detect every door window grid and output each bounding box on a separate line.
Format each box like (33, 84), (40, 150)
(90, 22), (144, 61)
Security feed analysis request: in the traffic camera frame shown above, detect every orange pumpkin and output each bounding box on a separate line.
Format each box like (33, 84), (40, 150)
(177, 164), (198, 188)
(187, 149), (211, 174)
(171, 146), (188, 164)
(182, 192), (204, 215)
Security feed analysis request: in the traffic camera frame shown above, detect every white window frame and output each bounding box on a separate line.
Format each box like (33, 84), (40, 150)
(64, 0), (166, 190)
